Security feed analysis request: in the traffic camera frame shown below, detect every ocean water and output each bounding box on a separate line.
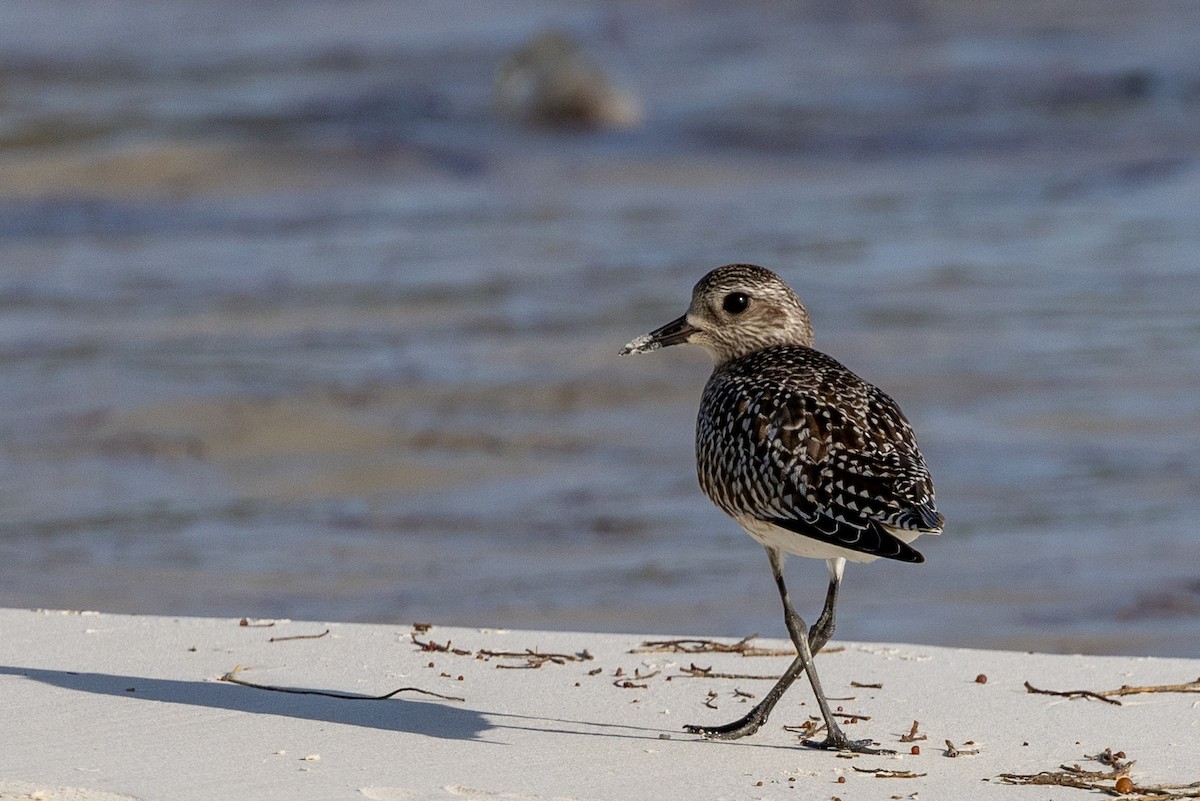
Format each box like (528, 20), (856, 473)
(1, 0), (1199, 656)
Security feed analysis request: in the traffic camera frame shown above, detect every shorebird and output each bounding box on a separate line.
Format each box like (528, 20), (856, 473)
(621, 264), (942, 752)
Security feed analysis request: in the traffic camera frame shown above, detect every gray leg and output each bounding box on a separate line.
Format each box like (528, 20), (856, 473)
(808, 558), (845, 654)
(684, 549), (888, 753)
(683, 548), (806, 740)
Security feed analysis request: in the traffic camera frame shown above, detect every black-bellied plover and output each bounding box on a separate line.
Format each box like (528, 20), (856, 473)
(621, 263), (942, 753)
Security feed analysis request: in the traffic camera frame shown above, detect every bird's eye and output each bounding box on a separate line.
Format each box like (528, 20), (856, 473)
(722, 292), (749, 314)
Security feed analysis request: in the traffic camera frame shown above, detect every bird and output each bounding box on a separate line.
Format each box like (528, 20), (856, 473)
(620, 263), (943, 753)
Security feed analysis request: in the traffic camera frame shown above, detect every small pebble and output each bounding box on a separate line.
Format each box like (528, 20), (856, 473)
(910, 745), (920, 756)
(1115, 777), (1134, 794)
(975, 674), (987, 684)
(836, 777), (846, 784)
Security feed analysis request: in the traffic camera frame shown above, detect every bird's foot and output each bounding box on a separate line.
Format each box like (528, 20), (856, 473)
(803, 734), (894, 755)
(683, 712), (764, 741)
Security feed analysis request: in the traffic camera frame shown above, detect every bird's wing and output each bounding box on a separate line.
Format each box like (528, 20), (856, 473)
(746, 378), (940, 563)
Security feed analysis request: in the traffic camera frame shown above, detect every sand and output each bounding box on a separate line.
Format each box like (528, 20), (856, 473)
(2, 607), (1198, 800)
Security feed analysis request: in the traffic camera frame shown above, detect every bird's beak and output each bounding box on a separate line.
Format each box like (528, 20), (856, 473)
(620, 314), (701, 355)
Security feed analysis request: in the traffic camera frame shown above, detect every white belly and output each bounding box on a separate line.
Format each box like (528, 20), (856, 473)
(735, 516), (932, 564)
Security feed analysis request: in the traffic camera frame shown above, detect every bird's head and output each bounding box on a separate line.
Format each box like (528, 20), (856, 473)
(620, 264), (814, 365)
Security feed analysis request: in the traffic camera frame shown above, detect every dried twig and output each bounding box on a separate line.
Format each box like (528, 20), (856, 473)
(999, 771), (1103, 791)
(632, 635), (793, 657)
(1000, 757), (1132, 788)
(676, 663), (782, 681)
(899, 720), (927, 743)
(269, 629), (330, 643)
(613, 667), (660, 689)
(411, 634), (472, 656)
(410, 634), (592, 668)
(480, 648), (595, 669)
(1002, 753), (1200, 800)
(700, 685), (758, 709)
(783, 719), (824, 739)
(219, 665), (464, 702)
(633, 635), (847, 658)
(1103, 678), (1200, 698)
(1024, 680), (1123, 705)
(1130, 781), (1200, 800)
(1023, 677), (1200, 706)
(851, 680), (883, 689)
(944, 739), (980, 757)
(837, 711), (871, 723)
(851, 767), (926, 779)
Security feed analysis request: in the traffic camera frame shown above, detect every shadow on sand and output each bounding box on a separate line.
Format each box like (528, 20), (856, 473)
(0, 664), (490, 741)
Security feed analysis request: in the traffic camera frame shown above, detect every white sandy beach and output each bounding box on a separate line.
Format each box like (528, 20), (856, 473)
(2, 607), (1198, 800)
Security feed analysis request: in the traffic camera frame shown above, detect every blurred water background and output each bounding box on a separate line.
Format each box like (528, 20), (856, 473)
(1, 1), (1198, 656)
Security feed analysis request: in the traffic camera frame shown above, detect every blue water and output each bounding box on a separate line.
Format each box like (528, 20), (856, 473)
(1, 1), (1199, 656)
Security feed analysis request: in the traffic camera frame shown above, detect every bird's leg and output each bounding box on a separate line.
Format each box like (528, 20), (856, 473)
(789, 596), (888, 754)
(782, 554), (888, 754)
(684, 549), (889, 754)
(682, 651), (807, 740)
(764, 549), (873, 752)
(683, 548), (807, 740)
(807, 558), (845, 655)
